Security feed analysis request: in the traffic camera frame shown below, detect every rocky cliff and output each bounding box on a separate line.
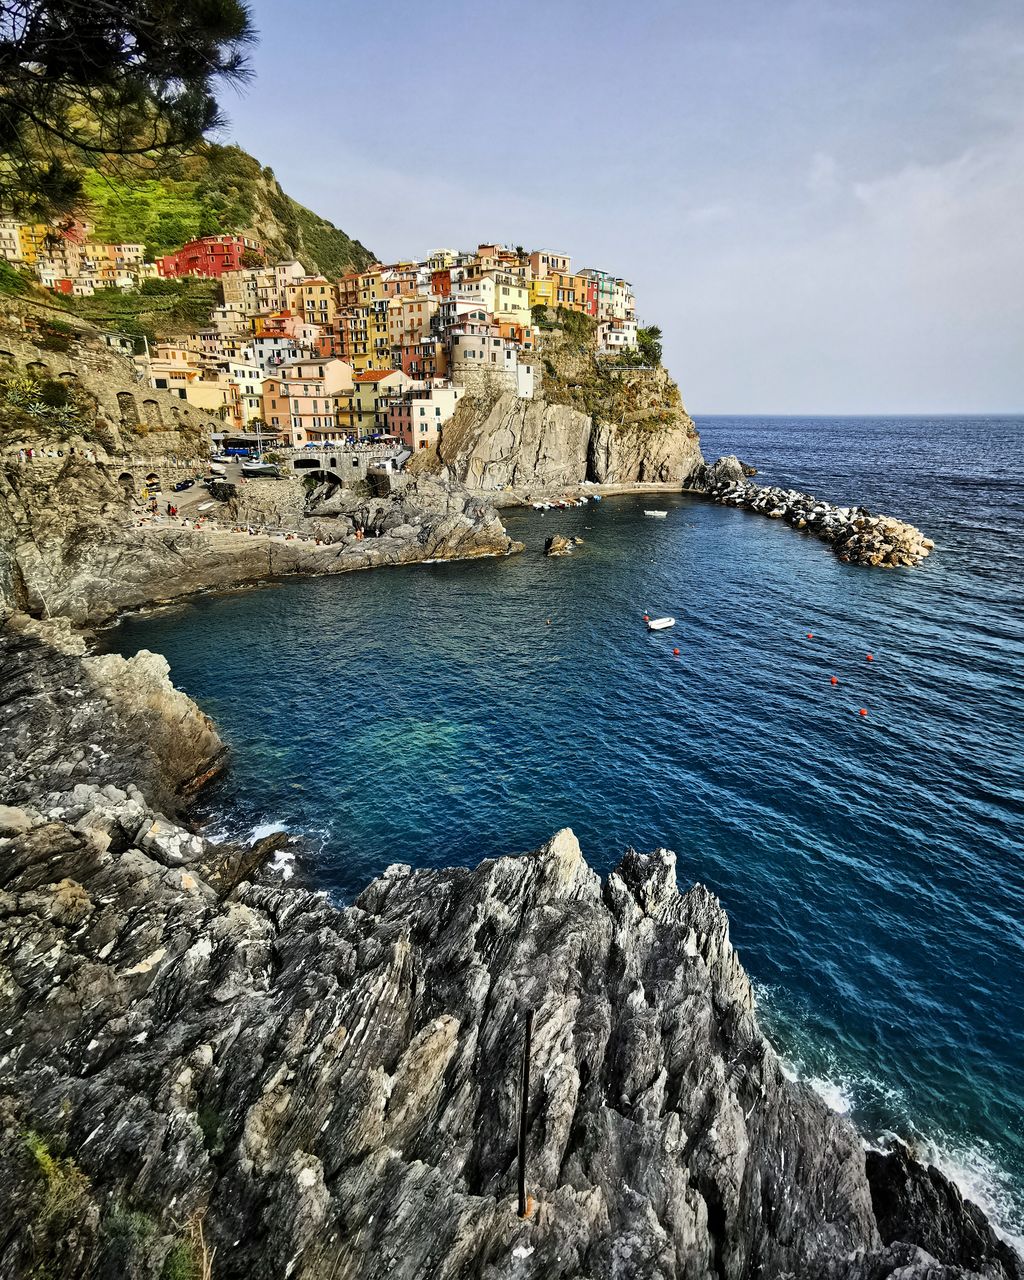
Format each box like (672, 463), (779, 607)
(434, 321), (704, 498)
(0, 618), (1018, 1280)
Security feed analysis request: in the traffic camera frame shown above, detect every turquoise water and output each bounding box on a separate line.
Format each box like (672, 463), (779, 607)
(108, 415), (1024, 1244)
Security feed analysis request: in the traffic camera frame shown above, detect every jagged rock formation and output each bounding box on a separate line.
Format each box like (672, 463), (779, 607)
(688, 456), (935, 568)
(0, 456), (520, 624)
(0, 619), (1017, 1280)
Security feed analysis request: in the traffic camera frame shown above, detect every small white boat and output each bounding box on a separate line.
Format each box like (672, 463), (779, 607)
(647, 616), (676, 631)
(644, 509), (668, 519)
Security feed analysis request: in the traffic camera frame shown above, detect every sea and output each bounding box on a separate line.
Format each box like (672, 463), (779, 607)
(106, 415), (1024, 1248)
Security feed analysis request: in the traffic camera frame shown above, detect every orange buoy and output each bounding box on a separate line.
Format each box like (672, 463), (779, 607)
(830, 676), (838, 685)
(859, 708), (868, 716)
(673, 648), (680, 656)
(866, 652), (874, 662)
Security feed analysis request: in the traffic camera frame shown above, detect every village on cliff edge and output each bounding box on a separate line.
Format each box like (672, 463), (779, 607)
(1, 218), (644, 458)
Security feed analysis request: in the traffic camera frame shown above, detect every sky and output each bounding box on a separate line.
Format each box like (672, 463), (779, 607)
(224, 0), (1024, 413)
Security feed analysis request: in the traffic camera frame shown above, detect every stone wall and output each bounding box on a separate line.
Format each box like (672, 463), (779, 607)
(0, 310), (219, 458)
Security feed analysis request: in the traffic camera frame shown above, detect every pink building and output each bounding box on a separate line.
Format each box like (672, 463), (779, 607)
(387, 382), (464, 451)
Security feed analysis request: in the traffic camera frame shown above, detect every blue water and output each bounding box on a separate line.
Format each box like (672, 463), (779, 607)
(107, 415), (1024, 1245)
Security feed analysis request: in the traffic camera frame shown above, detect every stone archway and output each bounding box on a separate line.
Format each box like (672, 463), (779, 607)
(142, 398), (162, 429)
(116, 392), (140, 426)
(117, 471), (135, 496)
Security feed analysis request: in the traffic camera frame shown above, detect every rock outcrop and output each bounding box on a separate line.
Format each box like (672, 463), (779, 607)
(433, 318), (704, 498)
(0, 619), (1017, 1280)
(437, 389), (703, 497)
(0, 458), (521, 624)
(689, 456), (935, 568)
(544, 534), (583, 556)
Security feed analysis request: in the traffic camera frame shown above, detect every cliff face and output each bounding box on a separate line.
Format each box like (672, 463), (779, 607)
(0, 620), (1017, 1280)
(436, 323), (704, 496)
(437, 388), (704, 496)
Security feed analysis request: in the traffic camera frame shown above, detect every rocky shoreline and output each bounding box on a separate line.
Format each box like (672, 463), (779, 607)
(0, 456), (521, 625)
(0, 327), (991, 1279)
(0, 616), (1019, 1280)
(689, 456), (934, 568)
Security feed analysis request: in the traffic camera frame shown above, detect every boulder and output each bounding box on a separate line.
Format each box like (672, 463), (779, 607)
(544, 534), (581, 556)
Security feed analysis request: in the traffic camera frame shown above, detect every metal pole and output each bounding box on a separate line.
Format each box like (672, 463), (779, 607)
(517, 1008), (534, 1218)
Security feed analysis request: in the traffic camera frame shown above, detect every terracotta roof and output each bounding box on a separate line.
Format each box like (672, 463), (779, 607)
(353, 369), (400, 382)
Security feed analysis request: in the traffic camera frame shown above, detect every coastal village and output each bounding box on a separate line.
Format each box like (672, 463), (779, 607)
(0, 217), (640, 458)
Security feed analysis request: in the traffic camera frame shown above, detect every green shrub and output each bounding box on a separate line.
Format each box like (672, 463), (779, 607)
(23, 1130), (90, 1226)
(0, 259), (28, 295)
(35, 379), (71, 408)
(161, 1241), (201, 1280)
(140, 278), (183, 296)
(102, 1204), (157, 1271)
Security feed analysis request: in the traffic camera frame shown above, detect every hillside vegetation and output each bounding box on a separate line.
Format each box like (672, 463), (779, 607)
(51, 279), (223, 343)
(81, 144), (375, 276)
(534, 308), (686, 429)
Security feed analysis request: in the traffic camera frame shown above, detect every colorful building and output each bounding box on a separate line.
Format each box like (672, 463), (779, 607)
(348, 369), (410, 438)
(284, 277), (340, 329)
(387, 383), (464, 451)
(157, 235), (263, 279)
(528, 250), (571, 279)
(277, 356), (354, 446)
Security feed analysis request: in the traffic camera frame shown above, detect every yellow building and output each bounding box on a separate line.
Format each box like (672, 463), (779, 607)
(184, 379), (242, 430)
(528, 277), (556, 310)
(366, 302), (392, 370)
(284, 277), (339, 329)
(491, 273), (531, 327)
(18, 223), (53, 265)
(337, 307), (372, 372)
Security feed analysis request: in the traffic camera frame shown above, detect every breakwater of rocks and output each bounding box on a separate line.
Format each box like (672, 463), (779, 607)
(689, 456), (934, 568)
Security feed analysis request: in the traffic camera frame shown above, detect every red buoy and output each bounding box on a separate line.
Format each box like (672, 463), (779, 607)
(830, 676), (838, 686)
(859, 708), (868, 716)
(673, 648), (680, 656)
(806, 632), (813, 639)
(643, 614), (650, 622)
(866, 652), (874, 661)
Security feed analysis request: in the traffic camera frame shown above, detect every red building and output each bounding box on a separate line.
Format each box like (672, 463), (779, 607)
(430, 268), (452, 297)
(315, 323), (344, 360)
(157, 234), (263, 279)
